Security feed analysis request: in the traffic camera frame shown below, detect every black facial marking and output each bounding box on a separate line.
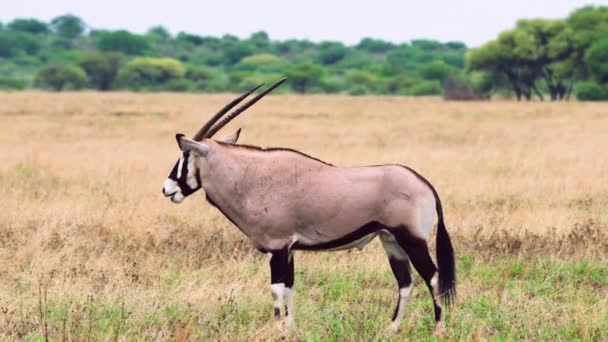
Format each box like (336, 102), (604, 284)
(168, 151), (203, 197)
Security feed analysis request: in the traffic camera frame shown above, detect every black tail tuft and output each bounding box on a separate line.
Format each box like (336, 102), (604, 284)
(435, 194), (456, 306)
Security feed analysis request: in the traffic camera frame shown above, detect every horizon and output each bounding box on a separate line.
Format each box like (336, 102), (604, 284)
(1, 1), (606, 47)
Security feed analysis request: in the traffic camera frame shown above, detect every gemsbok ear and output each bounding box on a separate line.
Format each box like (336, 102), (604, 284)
(176, 134), (209, 157)
(220, 128), (241, 144)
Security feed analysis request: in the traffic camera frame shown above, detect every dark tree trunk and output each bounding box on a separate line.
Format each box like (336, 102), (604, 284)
(532, 85), (544, 101)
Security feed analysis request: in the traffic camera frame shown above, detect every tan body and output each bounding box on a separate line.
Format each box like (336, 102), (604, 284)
(200, 141), (436, 251)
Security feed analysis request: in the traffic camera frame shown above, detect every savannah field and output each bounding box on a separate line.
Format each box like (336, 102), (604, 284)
(0, 92), (607, 341)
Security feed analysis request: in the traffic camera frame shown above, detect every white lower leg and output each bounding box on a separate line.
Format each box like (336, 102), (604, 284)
(388, 283), (414, 331)
(284, 287), (295, 326)
(270, 283), (285, 318)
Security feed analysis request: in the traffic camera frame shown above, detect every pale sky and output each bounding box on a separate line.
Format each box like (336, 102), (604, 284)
(1, 0), (606, 47)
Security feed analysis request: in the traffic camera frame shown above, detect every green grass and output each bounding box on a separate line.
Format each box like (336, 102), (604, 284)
(7, 254), (607, 341)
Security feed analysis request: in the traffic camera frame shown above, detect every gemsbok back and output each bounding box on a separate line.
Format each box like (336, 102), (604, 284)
(162, 78), (456, 332)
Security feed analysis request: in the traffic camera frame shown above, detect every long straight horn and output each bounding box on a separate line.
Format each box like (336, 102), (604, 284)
(205, 77), (287, 139)
(192, 83), (264, 141)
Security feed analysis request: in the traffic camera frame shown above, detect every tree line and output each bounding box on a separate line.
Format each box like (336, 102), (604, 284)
(0, 15), (465, 95)
(0, 5), (606, 100)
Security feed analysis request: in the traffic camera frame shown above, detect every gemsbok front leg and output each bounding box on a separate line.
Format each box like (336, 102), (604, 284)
(268, 247), (295, 327)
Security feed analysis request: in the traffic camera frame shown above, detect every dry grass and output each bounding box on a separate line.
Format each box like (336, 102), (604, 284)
(0, 92), (607, 340)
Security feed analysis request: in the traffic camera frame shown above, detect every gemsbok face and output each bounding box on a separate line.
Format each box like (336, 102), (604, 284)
(162, 130), (240, 203)
(162, 77), (456, 334)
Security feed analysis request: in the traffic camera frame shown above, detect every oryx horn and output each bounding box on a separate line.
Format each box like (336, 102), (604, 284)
(192, 83), (264, 141)
(204, 77), (287, 139)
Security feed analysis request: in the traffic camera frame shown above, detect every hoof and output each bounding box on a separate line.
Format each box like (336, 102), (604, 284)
(433, 321), (446, 335)
(385, 321), (400, 334)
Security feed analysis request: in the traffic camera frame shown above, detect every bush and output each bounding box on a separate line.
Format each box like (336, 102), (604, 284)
(345, 70), (377, 91)
(185, 66), (217, 90)
(419, 61), (454, 81)
(7, 18), (49, 34)
(163, 78), (193, 92)
(78, 52), (121, 90)
(237, 53), (286, 72)
(115, 57), (185, 90)
(575, 81), (608, 101)
(407, 80), (443, 96)
(585, 40), (608, 83)
(317, 42), (348, 65)
(34, 64), (88, 91)
(286, 63), (325, 93)
(0, 77), (27, 90)
(95, 30), (149, 55)
(0, 31), (41, 57)
(348, 85), (368, 96)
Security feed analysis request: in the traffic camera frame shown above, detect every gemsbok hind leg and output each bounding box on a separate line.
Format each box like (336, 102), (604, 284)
(268, 247), (296, 327)
(394, 230), (445, 329)
(379, 232), (415, 332)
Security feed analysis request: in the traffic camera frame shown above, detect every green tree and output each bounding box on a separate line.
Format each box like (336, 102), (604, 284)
(467, 29), (543, 100)
(0, 31), (41, 57)
(147, 26), (171, 41)
(115, 57), (185, 90)
(223, 42), (254, 65)
(50, 14), (85, 38)
(317, 41), (347, 65)
(356, 38), (394, 53)
(35, 64), (88, 91)
(345, 70), (377, 92)
(419, 61), (454, 81)
(185, 65), (217, 90)
(78, 52), (122, 90)
(408, 80), (443, 96)
(237, 53), (286, 72)
(286, 63), (325, 93)
(575, 81), (608, 100)
(584, 40), (608, 83)
(567, 6), (608, 80)
(7, 18), (49, 34)
(95, 30), (149, 55)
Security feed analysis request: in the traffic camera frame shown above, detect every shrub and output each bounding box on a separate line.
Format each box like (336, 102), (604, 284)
(345, 70), (377, 91)
(237, 53), (285, 72)
(185, 66), (216, 90)
(408, 80), (443, 96)
(419, 61), (454, 81)
(95, 30), (149, 55)
(286, 63), (325, 93)
(348, 85), (368, 96)
(78, 52), (121, 90)
(575, 81), (608, 101)
(116, 57), (185, 90)
(585, 40), (608, 83)
(34, 64), (88, 91)
(0, 77), (27, 90)
(163, 78), (193, 92)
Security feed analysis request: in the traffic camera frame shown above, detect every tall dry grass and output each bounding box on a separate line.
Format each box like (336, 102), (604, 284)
(0, 92), (607, 340)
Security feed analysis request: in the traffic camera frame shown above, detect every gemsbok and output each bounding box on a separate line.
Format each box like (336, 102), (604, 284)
(162, 78), (456, 332)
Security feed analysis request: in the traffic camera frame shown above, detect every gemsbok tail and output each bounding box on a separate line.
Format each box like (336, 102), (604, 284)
(433, 190), (456, 306)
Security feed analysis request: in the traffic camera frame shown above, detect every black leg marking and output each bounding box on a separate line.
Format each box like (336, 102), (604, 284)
(285, 254), (294, 317)
(270, 248), (290, 285)
(269, 247), (293, 320)
(388, 257), (413, 321)
(391, 229), (443, 323)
